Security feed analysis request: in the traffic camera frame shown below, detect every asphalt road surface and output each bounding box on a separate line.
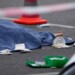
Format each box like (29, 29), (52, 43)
(0, 0), (75, 75)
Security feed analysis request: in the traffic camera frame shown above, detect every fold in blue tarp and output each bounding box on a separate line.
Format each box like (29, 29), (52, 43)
(0, 19), (75, 51)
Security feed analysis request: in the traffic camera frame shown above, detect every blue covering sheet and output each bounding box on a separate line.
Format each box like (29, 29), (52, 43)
(0, 19), (74, 51)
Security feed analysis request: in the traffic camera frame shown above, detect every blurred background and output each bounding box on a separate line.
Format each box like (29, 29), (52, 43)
(0, 0), (75, 25)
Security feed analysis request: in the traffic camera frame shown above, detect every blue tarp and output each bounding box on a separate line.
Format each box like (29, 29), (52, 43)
(0, 19), (74, 51)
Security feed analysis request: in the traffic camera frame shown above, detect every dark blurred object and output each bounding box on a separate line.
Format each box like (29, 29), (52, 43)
(59, 63), (75, 75)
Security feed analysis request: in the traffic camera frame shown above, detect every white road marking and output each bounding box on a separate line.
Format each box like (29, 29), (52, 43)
(0, 17), (75, 29)
(37, 23), (75, 28)
(0, 17), (15, 20)
(27, 72), (59, 75)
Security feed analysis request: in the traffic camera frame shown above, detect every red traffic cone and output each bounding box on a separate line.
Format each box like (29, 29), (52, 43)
(13, 0), (47, 25)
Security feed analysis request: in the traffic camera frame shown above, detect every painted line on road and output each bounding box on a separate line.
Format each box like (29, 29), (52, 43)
(0, 17), (75, 29)
(0, 17), (15, 20)
(27, 72), (59, 75)
(37, 23), (75, 28)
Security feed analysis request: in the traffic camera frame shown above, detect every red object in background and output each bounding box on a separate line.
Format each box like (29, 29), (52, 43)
(13, 14), (47, 25)
(13, 0), (47, 25)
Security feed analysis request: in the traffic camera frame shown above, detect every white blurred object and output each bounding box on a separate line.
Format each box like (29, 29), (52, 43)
(65, 54), (75, 67)
(0, 2), (75, 17)
(53, 36), (69, 48)
(74, 43), (75, 45)
(0, 49), (12, 55)
(15, 43), (31, 52)
(35, 61), (45, 65)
